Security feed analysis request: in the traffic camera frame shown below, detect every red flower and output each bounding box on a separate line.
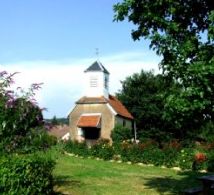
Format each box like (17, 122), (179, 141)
(194, 152), (206, 163)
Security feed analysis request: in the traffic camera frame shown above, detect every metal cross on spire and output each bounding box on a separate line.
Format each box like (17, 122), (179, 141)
(95, 48), (99, 60)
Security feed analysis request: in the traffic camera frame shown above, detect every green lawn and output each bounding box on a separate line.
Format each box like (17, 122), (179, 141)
(53, 154), (206, 195)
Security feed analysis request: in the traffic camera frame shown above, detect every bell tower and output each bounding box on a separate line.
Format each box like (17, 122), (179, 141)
(84, 61), (109, 99)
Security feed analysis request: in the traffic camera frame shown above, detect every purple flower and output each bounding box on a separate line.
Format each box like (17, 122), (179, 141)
(0, 71), (8, 77)
(29, 98), (37, 105)
(5, 99), (15, 108)
(5, 90), (15, 99)
(31, 83), (43, 90)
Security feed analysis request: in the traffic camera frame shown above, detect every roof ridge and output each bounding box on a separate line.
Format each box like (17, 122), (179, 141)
(97, 61), (104, 71)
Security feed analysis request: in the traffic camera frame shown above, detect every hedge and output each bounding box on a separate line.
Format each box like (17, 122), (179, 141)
(0, 152), (55, 195)
(63, 139), (214, 171)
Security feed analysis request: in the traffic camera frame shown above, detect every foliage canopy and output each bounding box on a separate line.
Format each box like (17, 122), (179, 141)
(114, 0), (214, 133)
(116, 70), (179, 141)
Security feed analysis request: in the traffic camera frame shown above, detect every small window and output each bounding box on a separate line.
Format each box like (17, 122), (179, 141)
(90, 76), (98, 87)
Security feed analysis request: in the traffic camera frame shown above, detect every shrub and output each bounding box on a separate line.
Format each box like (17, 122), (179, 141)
(117, 141), (165, 165)
(63, 139), (214, 171)
(21, 128), (57, 153)
(111, 125), (133, 143)
(131, 144), (146, 163)
(90, 139), (113, 160)
(1, 128), (57, 154)
(141, 146), (164, 166)
(162, 148), (179, 168)
(206, 150), (214, 172)
(0, 71), (56, 195)
(91, 142), (114, 160)
(0, 152), (55, 195)
(192, 152), (207, 171)
(177, 148), (194, 170)
(162, 140), (181, 167)
(64, 140), (89, 157)
(194, 152), (207, 163)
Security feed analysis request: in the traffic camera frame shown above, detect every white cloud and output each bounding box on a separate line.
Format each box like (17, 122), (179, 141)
(0, 51), (160, 118)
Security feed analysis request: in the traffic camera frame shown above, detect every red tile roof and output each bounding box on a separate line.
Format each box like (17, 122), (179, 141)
(108, 95), (133, 119)
(77, 115), (101, 127)
(76, 95), (133, 120)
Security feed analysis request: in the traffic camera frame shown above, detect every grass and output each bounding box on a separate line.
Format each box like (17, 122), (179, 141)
(53, 154), (206, 195)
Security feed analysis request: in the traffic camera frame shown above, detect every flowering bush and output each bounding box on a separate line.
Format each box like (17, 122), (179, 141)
(176, 148), (194, 170)
(194, 152), (207, 163)
(192, 152), (207, 171)
(0, 71), (57, 194)
(63, 139), (114, 160)
(0, 70), (55, 153)
(91, 140), (114, 160)
(63, 137), (214, 172)
(163, 139), (181, 150)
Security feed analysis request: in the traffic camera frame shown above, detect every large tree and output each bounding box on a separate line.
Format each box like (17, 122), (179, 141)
(114, 0), (214, 135)
(117, 70), (179, 142)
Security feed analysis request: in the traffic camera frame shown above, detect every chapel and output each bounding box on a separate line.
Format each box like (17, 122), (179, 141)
(68, 61), (134, 145)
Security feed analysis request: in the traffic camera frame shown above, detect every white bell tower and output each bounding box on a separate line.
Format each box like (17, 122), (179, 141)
(84, 61), (109, 99)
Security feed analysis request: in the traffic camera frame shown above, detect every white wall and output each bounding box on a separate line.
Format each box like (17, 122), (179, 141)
(84, 71), (109, 98)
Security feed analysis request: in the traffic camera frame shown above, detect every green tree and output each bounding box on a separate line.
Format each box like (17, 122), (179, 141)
(114, 0), (214, 137)
(51, 115), (59, 126)
(117, 70), (178, 142)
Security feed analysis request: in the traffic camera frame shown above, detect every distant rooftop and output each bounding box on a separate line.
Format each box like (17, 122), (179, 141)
(84, 61), (109, 74)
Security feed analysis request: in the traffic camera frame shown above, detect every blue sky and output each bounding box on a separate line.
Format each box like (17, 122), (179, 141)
(0, 0), (161, 118)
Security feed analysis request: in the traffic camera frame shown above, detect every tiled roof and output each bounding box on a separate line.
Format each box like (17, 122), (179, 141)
(76, 95), (134, 120)
(108, 95), (134, 120)
(84, 61), (109, 74)
(77, 115), (101, 127)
